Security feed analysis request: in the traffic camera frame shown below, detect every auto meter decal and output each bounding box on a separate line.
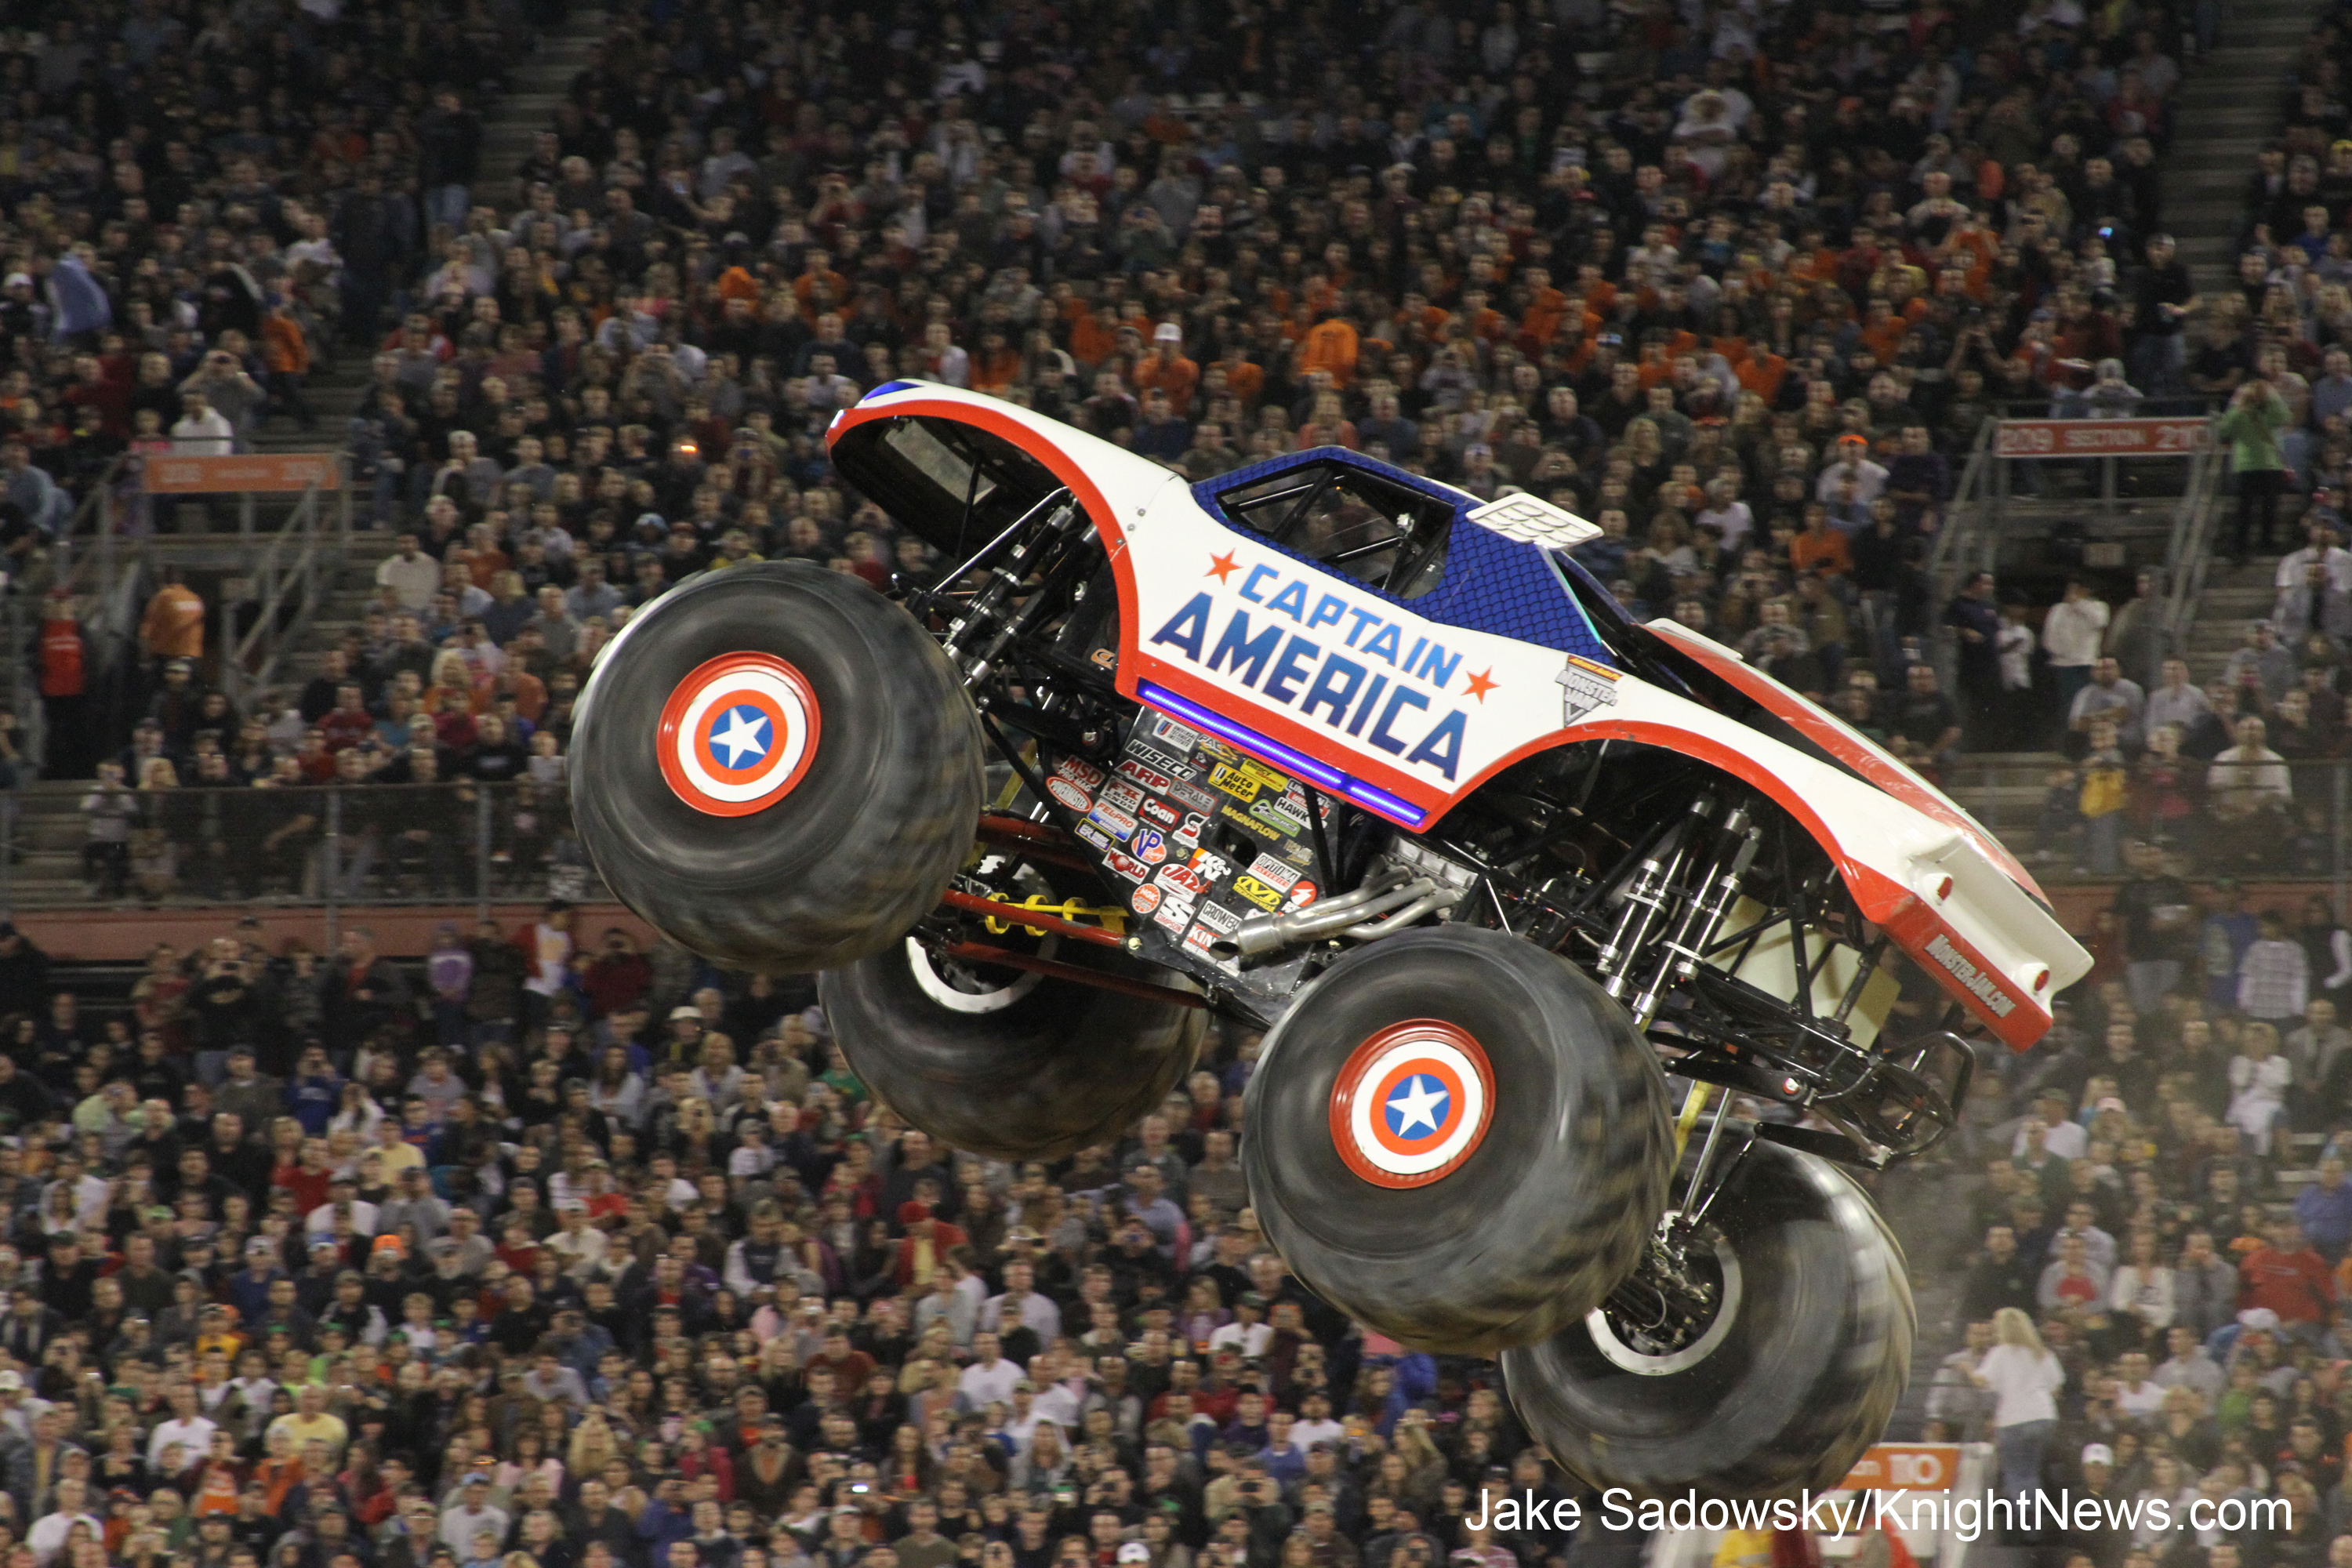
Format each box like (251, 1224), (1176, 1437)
(657, 653), (821, 817)
(1328, 1021), (1494, 1189)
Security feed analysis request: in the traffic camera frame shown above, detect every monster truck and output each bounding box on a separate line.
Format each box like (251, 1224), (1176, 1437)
(571, 381), (2091, 1500)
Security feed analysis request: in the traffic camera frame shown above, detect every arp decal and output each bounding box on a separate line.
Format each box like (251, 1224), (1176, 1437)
(1103, 849), (1149, 882)
(1088, 803), (1139, 840)
(1134, 829), (1170, 865)
(1232, 875), (1284, 911)
(1117, 758), (1178, 793)
(1131, 884), (1163, 915)
(1047, 778), (1093, 812)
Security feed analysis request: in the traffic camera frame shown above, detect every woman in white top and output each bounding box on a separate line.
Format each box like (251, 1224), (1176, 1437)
(2109, 1229), (2176, 1334)
(1973, 1306), (2066, 1499)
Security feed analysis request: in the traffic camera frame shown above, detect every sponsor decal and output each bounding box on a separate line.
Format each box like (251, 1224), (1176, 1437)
(1170, 780), (1220, 813)
(1156, 863), (1210, 898)
(1287, 879), (1320, 909)
(1117, 757), (1179, 793)
(1046, 778), (1093, 812)
(1088, 803), (1139, 840)
(1182, 925), (1236, 966)
(1138, 797), (1181, 830)
(1076, 823), (1112, 851)
(1328, 1021), (1495, 1189)
(1250, 797), (1308, 836)
(655, 652), (822, 818)
(1924, 933), (2018, 1018)
(1101, 781), (1145, 813)
(1053, 756), (1108, 790)
(1153, 897), (1196, 935)
(1247, 855), (1301, 892)
(1134, 829), (1170, 866)
(1232, 875), (1284, 911)
(1125, 744), (1196, 780)
(1190, 850), (1233, 882)
(1281, 840), (1316, 866)
(1220, 804), (1285, 843)
(1192, 902), (1243, 936)
(1174, 812), (1207, 849)
(1557, 654), (1623, 727)
(1103, 849), (1149, 882)
(1149, 715), (1204, 751)
(1210, 763), (1261, 802)
(1131, 884), (1163, 915)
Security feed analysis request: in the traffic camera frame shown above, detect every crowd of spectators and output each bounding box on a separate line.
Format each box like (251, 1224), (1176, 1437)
(5, 0), (2222, 788)
(1922, 863), (2352, 1567)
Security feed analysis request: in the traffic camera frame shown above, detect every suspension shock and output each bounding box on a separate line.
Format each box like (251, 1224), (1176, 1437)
(1595, 794), (1715, 998)
(1628, 807), (1761, 1028)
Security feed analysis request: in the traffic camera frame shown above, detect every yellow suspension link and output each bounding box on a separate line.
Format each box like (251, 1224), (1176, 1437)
(982, 894), (1129, 938)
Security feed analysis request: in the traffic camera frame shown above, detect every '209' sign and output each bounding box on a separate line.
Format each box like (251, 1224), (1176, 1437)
(1994, 419), (2212, 458)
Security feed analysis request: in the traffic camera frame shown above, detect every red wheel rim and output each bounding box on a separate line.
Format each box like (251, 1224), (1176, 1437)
(656, 652), (822, 818)
(1327, 1019), (1495, 1189)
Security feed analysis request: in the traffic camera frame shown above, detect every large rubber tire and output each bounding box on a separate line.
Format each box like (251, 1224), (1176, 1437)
(820, 938), (1204, 1160)
(1502, 1139), (1914, 1501)
(1242, 926), (1673, 1356)
(571, 562), (984, 975)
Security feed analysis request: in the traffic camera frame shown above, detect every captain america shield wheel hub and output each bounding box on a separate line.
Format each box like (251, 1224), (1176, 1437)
(657, 652), (822, 817)
(1327, 1019), (1494, 1189)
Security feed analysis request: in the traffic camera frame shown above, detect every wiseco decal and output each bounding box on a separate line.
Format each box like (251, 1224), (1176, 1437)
(1147, 562), (1478, 781)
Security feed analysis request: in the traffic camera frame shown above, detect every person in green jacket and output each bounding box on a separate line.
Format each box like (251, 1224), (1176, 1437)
(2218, 374), (2292, 563)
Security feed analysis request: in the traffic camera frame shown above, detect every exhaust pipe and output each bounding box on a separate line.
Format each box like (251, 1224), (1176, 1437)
(1221, 869), (1429, 958)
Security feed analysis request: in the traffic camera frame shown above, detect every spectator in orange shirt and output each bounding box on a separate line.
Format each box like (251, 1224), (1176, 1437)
(1298, 310), (1360, 387)
(1133, 324), (1199, 412)
(1790, 505), (1854, 578)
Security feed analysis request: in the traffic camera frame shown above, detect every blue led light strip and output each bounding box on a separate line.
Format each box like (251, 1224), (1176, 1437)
(1136, 681), (1427, 829)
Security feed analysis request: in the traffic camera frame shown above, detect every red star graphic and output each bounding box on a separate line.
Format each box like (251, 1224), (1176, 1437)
(1207, 551), (1239, 583)
(1464, 668), (1499, 702)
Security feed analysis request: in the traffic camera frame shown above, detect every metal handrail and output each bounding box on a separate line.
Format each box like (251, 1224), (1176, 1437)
(223, 481), (331, 707)
(2163, 443), (2230, 655)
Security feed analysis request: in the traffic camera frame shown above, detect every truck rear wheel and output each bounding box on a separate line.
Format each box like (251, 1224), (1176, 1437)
(1502, 1140), (1913, 1500)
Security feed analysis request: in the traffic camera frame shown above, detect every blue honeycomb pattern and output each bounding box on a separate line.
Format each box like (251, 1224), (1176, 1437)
(1190, 448), (1618, 668)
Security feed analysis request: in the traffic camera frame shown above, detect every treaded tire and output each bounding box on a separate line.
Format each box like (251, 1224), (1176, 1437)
(1242, 926), (1672, 1356)
(571, 562), (984, 974)
(820, 938), (1203, 1160)
(1501, 1139), (1913, 1501)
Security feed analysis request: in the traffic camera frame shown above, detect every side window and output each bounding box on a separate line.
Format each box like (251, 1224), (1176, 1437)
(1213, 461), (1454, 598)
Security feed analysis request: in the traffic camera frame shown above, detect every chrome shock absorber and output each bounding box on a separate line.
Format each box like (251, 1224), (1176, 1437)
(1595, 794), (1715, 1002)
(1628, 807), (1761, 1028)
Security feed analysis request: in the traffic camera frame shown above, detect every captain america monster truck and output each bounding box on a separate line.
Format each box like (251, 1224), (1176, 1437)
(568, 380), (2092, 1501)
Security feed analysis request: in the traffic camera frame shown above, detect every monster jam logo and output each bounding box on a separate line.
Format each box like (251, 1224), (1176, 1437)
(1556, 655), (1621, 727)
(1925, 933), (2017, 1018)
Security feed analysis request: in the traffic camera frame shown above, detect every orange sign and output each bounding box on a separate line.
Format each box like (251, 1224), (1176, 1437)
(1840, 1444), (1962, 1492)
(144, 453), (341, 493)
